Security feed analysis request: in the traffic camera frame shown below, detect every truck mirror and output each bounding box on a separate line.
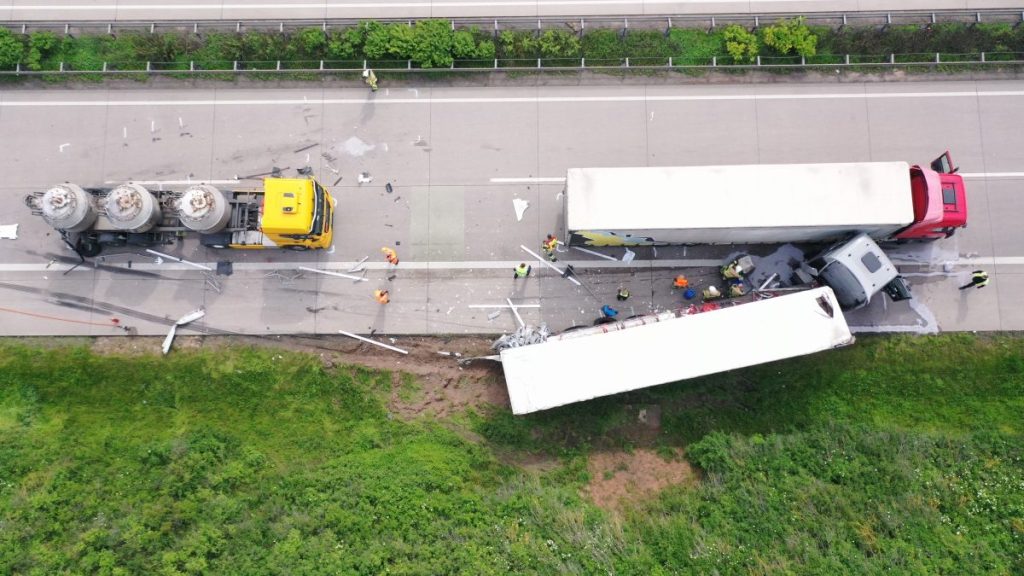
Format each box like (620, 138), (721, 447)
(930, 151), (956, 174)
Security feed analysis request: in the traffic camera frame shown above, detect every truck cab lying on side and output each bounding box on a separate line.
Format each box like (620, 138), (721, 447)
(805, 233), (911, 311)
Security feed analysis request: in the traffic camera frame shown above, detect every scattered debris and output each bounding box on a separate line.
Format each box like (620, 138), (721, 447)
(386, 183), (394, 194)
(622, 248), (636, 263)
(347, 256), (369, 272)
(512, 198), (530, 222)
(358, 172), (374, 184)
(144, 249), (213, 271)
(492, 324), (550, 352)
(293, 143), (318, 153)
(437, 351), (463, 358)
(216, 261), (233, 276)
(297, 166), (313, 175)
(338, 329), (408, 355)
(204, 274), (222, 293)
(333, 176), (343, 186)
(487, 310), (502, 320)
(0, 224), (19, 239)
(58, 143), (70, 152)
(572, 246), (617, 261)
(298, 266), (369, 282)
(162, 308), (206, 355)
(520, 245), (582, 286)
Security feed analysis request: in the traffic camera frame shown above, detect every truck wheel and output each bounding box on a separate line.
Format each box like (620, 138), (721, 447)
(286, 245), (309, 252)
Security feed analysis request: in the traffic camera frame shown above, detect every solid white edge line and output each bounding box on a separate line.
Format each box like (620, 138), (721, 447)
(8, 0), (834, 10)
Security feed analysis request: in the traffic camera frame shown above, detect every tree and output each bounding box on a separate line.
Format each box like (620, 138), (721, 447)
(25, 31), (59, 71)
(761, 17), (818, 57)
(0, 28), (24, 70)
(723, 24), (759, 63)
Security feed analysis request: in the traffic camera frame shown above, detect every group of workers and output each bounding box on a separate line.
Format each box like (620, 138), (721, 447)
(373, 235), (993, 311)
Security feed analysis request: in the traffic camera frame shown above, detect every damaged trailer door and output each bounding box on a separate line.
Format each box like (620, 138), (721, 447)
(499, 287), (854, 415)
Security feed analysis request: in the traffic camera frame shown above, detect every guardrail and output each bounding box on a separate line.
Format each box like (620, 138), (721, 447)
(3, 8), (1024, 36)
(4, 52), (1023, 77)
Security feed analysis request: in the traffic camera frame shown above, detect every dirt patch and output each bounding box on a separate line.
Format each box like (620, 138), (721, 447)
(587, 449), (696, 512)
(88, 334), (510, 417)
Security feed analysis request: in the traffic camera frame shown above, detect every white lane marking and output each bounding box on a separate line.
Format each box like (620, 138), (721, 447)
(4, 91), (1024, 108)
(960, 172), (1024, 179)
(4, 256), (1024, 274)
(489, 177), (565, 183)
(9, 0), (827, 11)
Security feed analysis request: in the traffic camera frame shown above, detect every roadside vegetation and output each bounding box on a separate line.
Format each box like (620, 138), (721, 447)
(1, 18), (1023, 74)
(1, 333), (1022, 574)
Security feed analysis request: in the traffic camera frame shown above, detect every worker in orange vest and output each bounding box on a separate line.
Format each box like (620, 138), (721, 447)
(381, 247), (399, 266)
(373, 289), (390, 304)
(673, 274), (689, 289)
(541, 234), (558, 262)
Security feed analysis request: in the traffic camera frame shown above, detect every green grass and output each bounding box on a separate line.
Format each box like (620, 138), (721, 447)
(1, 334), (1023, 574)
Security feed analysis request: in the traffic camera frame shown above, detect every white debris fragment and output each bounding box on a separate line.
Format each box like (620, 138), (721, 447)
(487, 310), (502, 320)
(357, 172), (374, 184)
(512, 198), (530, 222)
(162, 308), (206, 355)
(58, 143), (70, 152)
(153, 256), (164, 265)
(943, 261), (955, 273)
(0, 224), (18, 240)
(622, 248), (636, 263)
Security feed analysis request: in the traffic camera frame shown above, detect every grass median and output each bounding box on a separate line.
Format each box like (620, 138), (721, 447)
(1, 333), (1021, 574)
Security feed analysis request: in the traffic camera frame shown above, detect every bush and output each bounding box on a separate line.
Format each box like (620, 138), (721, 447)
(0, 28), (24, 70)
(667, 28), (724, 65)
(761, 17), (818, 57)
(498, 30), (538, 59)
(25, 31), (59, 70)
(581, 29), (623, 61)
(538, 29), (581, 58)
(294, 27), (327, 57)
(723, 24), (758, 63)
(410, 19), (455, 68)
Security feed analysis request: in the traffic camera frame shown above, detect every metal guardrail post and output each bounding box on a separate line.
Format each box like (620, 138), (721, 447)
(935, 52), (941, 63)
(276, 60), (280, 71)
(976, 12), (982, 23)
(537, 58), (541, 68)
(581, 57), (585, 68)
(102, 62), (107, 72)
(981, 52), (986, 62)
(710, 16), (715, 31)
(931, 13), (936, 24)
(668, 56), (672, 67)
(625, 57), (629, 67)
(236, 22), (241, 33)
(757, 55), (761, 66)
(147, 61), (151, 71)
(407, 60), (412, 69)
(107, 23), (112, 36)
(322, 21), (326, 32)
(15, 63), (19, 75)
(712, 56), (716, 67)
(191, 60), (195, 71)
(801, 56), (806, 65)
(233, 60), (237, 71)
(150, 23), (155, 34)
(363, 59), (367, 70)
(319, 60), (324, 70)
(890, 53), (895, 64)
(494, 58), (498, 69)
(279, 22), (283, 33)
(194, 22), (198, 34)
(59, 62), (64, 72)
(845, 54), (850, 65)
(754, 16), (759, 29)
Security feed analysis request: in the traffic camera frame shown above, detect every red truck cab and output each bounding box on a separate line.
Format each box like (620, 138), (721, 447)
(894, 151), (968, 241)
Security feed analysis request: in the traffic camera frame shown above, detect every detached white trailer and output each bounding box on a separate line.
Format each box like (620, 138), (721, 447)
(500, 287), (854, 415)
(564, 162), (915, 246)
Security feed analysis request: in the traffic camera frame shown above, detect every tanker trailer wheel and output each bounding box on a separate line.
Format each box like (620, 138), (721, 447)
(285, 245), (309, 252)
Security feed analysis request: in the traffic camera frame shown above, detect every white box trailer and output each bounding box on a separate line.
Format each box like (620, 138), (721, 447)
(500, 287), (854, 415)
(565, 162), (916, 246)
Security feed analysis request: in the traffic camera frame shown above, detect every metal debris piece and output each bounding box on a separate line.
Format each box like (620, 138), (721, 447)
(491, 324), (550, 352)
(216, 261), (233, 276)
(293, 143), (318, 153)
(162, 308), (206, 355)
(487, 310), (502, 321)
(358, 172), (374, 184)
(346, 256), (369, 272)
(297, 166), (313, 175)
(572, 246), (617, 261)
(144, 249), (213, 271)
(338, 330), (408, 355)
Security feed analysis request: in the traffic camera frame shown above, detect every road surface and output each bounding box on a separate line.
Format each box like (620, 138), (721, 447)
(2, 0), (1022, 21)
(0, 80), (1021, 338)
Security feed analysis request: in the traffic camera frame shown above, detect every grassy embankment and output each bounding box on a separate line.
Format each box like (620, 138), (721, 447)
(0, 334), (1022, 574)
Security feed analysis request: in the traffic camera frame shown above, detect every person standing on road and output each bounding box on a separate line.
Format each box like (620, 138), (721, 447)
(362, 69), (378, 91)
(673, 274), (689, 289)
(542, 234), (559, 262)
(616, 286), (630, 301)
(374, 289), (390, 304)
(514, 263), (532, 279)
(960, 270), (990, 290)
(381, 247), (399, 266)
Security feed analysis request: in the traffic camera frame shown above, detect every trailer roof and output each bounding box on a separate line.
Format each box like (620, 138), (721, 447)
(500, 288), (854, 415)
(565, 162), (913, 232)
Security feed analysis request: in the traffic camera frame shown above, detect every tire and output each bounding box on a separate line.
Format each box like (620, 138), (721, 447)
(285, 245), (310, 252)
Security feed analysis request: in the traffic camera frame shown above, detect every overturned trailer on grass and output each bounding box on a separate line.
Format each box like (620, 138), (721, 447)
(499, 287), (854, 415)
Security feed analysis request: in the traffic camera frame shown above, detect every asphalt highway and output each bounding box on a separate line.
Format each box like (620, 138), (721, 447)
(0, 80), (1021, 338)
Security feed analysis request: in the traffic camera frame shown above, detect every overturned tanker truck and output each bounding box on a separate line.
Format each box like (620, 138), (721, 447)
(25, 177), (335, 257)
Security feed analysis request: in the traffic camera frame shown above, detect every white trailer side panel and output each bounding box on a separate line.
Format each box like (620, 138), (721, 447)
(565, 163), (914, 245)
(500, 287), (854, 415)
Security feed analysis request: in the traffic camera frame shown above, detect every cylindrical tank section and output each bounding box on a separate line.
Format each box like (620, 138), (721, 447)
(40, 183), (98, 232)
(103, 183), (162, 233)
(176, 184), (231, 234)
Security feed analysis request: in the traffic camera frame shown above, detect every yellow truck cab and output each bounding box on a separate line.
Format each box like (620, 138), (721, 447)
(228, 177), (334, 250)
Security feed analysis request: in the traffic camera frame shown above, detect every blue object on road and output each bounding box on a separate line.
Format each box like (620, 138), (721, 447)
(683, 288), (696, 300)
(601, 305), (619, 318)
